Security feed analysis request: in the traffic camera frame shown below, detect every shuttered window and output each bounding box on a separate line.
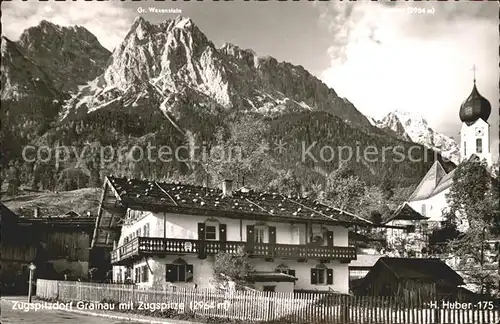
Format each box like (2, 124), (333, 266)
(205, 226), (217, 240)
(255, 228), (265, 243)
(165, 264), (194, 283)
(311, 268), (333, 285)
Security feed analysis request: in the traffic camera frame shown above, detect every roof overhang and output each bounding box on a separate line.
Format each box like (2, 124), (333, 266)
(248, 272), (297, 283)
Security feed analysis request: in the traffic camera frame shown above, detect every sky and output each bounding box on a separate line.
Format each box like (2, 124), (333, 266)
(2, 0), (499, 159)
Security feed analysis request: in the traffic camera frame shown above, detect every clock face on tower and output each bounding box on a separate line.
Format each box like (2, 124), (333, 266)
(475, 127), (484, 136)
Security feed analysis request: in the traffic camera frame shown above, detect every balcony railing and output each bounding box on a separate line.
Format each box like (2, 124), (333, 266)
(111, 237), (357, 265)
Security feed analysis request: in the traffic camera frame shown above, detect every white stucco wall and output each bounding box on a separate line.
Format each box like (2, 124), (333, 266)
(460, 119), (492, 165)
(118, 210), (349, 247)
(407, 189), (449, 224)
(113, 255), (349, 294)
(113, 209), (351, 293)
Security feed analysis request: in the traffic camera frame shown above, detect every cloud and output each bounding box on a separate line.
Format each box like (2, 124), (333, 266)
(317, 2), (499, 159)
(1, 0), (134, 51)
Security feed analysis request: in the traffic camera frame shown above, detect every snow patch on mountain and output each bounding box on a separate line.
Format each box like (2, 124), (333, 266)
(372, 109), (460, 164)
(60, 16), (375, 132)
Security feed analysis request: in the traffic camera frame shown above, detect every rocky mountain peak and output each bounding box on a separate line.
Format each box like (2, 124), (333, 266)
(61, 16), (375, 132)
(374, 110), (459, 164)
(16, 20), (110, 93)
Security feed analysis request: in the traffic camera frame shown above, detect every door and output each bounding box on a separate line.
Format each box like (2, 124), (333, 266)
(246, 225), (254, 253)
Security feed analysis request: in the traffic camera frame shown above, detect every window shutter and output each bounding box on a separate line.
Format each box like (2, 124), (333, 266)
(269, 226), (277, 244)
(178, 265), (186, 282)
(310, 269), (317, 284)
(327, 269), (333, 285)
(186, 264), (194, 282)
(326, 231), (334, 247)
(219, 224), (227, 243)
(246, 225), (255, 251)
(166, 264), (178, 282)
(198, 223), (206, 241)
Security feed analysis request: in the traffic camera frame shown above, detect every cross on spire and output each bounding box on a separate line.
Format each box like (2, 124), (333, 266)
(471, 64), (477, 84)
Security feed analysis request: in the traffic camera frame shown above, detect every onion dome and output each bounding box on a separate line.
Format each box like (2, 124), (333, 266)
(459, 80), (491, 125)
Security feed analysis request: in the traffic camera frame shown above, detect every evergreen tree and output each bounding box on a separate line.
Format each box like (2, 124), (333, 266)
(445, 159), (500, 295)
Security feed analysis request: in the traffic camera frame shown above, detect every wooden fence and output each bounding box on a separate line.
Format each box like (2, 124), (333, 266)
(36, 279), (500, 323)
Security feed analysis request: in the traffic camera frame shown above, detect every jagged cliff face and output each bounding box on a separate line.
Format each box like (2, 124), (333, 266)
(17, 20), (111, 93)
(1, 36), (60, 101)
(1, 16), (448, 190)
(374, 110), (460, 164)
(62, 16), (374, 132)
(1, 22), (111, 166)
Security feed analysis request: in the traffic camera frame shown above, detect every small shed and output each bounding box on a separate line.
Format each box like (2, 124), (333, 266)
(354, 257), (464, 303)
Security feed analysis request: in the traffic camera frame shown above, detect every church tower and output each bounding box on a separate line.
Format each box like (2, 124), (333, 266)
(459, 67), (492, 165)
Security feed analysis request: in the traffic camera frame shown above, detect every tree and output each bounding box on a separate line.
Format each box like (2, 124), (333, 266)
(6, 162), (21, 196)
(197, 115), (277, 189)
(318, 168), (389, 219)
(445, 159), (500, 295)
(268, 169), (301, 195)
(387, 231), (429, 258)
(213, 249), (254, 291)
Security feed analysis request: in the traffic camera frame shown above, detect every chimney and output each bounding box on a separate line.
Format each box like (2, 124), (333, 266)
(33, 207), (40, 218)
(222, 179), (233, 197)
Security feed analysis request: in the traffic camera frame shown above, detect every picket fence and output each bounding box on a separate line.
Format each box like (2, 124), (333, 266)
(36, 279), (499, 324)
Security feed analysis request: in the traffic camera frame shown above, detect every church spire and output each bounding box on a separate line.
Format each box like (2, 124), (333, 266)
(471, 64), (477, 84)
(459, 65), (491, 125)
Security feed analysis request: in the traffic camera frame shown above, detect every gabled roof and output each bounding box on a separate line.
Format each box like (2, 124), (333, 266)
(92, 176), (375, 247)
(366, 257), (464, 286)
(384, 203), (428, 223)
(349, 254), (383, 269)
(409, 161), (451, 201)
(408, 154), (493, 202)
(106, 176), (372, 224)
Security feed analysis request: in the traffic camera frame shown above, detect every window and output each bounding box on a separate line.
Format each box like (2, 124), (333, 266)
(318, 269), (326, 283)
(166, 264), (194, 283)
(255, 227), (265, 243)
(421, 204), (426, 216)
(135, 267), (141, 283)
(476, 138), (483, 153)
(311, 267), (333, 285)
(143, 223), (150, 237)
(464, 142), (467, 156)
(142, 266), (149, 282)
(205, 226), (217, 240)
(124, 267), (132, 283)
(136, 228), (141, 237)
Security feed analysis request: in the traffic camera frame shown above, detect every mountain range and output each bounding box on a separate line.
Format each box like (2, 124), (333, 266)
(1, 16), (455, 198)
(370, 110), (460, 164)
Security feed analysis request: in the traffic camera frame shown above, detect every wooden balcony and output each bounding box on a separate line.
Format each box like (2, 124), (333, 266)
(110, 237), (357, 265)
